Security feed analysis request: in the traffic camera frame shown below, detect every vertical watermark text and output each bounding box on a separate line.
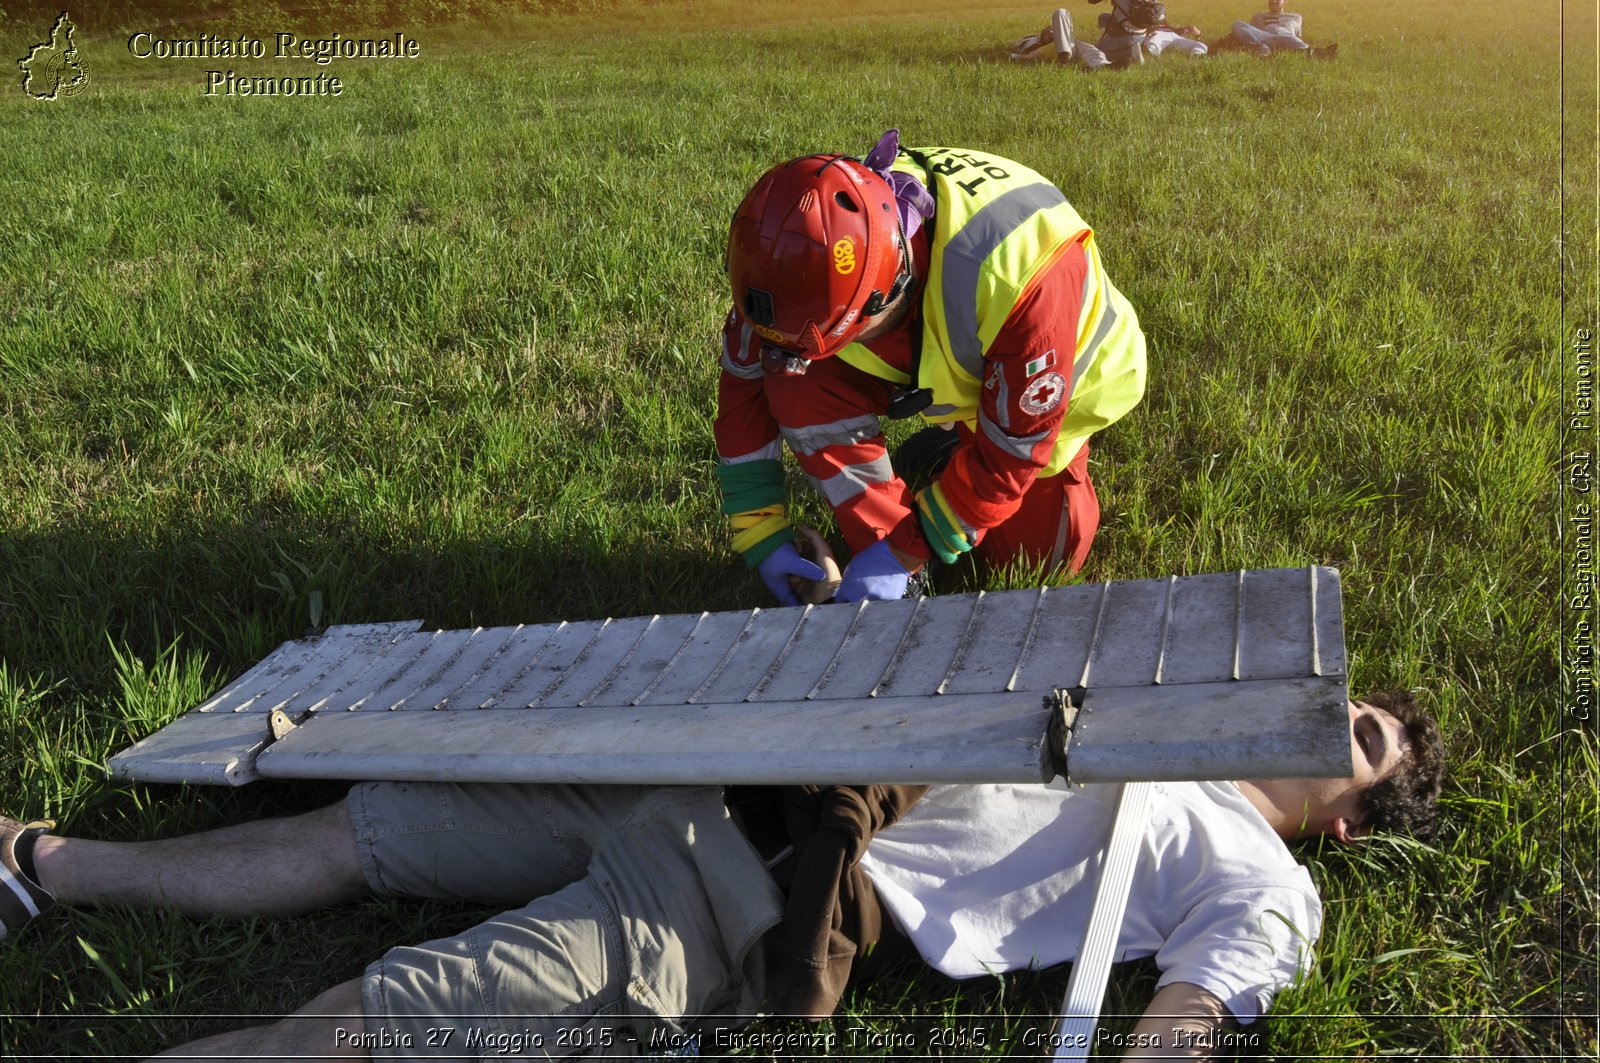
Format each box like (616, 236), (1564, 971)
(1569, 326), (1595, 723)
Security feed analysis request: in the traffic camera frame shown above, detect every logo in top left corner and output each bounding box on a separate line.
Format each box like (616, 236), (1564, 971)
(19, 13), (90, 100)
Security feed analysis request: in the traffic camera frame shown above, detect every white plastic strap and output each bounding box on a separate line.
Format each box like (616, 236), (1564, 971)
(1052, 780), (1155, 1062)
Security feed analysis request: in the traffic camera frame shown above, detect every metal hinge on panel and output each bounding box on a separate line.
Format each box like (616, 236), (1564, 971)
(268, 709), (307, 743)
(1044, 686), (1084, 781)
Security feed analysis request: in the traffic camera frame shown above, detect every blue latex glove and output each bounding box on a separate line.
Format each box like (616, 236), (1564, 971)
(756, 542), (827, 607)
(835, 538), (910, 603)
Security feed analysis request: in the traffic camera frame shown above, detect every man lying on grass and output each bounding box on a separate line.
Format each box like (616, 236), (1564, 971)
(1, 692), (1442, 1061)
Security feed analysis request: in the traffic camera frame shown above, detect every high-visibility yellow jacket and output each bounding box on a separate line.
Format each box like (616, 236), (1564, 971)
(837, 147), (1146, 480)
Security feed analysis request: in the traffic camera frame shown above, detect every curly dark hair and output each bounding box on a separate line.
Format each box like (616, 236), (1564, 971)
(1357, 689), (1446, 839)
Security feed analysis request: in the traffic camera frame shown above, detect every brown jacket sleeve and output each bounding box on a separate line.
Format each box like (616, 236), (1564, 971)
(768, 784), (929, 1019)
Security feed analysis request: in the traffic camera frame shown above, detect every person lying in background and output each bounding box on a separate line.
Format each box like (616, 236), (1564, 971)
(1215, 0), (1338, 59)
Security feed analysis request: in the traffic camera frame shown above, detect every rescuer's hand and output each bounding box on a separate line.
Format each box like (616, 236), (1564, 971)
(757, 543), (827, 607)
(835, 539), (911, 603)
(790, 527), (844, 605)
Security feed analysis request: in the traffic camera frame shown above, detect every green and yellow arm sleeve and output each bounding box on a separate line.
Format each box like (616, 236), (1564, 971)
(715, 460), (791, 567)
(914, 481), (980, 565)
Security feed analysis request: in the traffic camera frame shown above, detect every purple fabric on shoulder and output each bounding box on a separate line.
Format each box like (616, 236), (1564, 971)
(863, 129), (935, 239)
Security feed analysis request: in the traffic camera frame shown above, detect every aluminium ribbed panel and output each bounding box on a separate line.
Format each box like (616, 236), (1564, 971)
(480, 619), (605, 708)
(198, 621), (427, 714)
(106, 567), (1348, 787)
(348, 628), (481, 712)
(394, 625), (529, 710)
(871, 595), (979, 698)
(253, 691), (1053, 785)
(630, 610), (766, 705)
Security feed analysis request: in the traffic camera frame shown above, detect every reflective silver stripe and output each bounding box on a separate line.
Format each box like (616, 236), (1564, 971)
(1050, 493), (1071, 570)
(942, 182), (1070, 379)
(993, 368), (1012, 431)
(925, 403), (962, 418)
(978, 410), (1052, 462)
(720, 351), (764, 380)
(955, 505), (980, 539)
(814, 455), (896, 506)
(721, 441), (783, 464)
(720, 325), (764, 380)
(1073, 283), (1119, 391)
(780, 414), (883, 457)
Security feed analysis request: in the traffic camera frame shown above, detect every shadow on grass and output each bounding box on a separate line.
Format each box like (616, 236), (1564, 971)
(0, 507), (766, 839)
(0, 509), (761, 697)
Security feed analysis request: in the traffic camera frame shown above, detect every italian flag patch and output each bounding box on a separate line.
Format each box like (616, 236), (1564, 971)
(1024, 350), (1057, 376)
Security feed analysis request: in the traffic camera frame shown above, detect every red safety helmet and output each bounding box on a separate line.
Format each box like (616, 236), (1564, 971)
(726, 153), (910, 365)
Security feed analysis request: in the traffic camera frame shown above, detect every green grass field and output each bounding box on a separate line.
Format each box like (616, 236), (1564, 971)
(0, 0), (1594, 1057)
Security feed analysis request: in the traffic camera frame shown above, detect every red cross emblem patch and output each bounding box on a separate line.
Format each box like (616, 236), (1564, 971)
(1019, 372), (1067, 416)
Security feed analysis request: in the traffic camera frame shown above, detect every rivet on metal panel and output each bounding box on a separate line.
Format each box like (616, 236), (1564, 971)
(805, 599), (870, 700)
(687, 609), (762, 705)
(870, 596), (929, 698)
(936, 590), (987, 695)
(1004, 586), (1050, 692)
(1077, 582), (1113, 689)
(632, 613), (711, 706)
(1153, 575), (1178, 685)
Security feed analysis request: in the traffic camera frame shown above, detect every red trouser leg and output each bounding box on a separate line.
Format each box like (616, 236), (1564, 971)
(973, 440), (1100, 577)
